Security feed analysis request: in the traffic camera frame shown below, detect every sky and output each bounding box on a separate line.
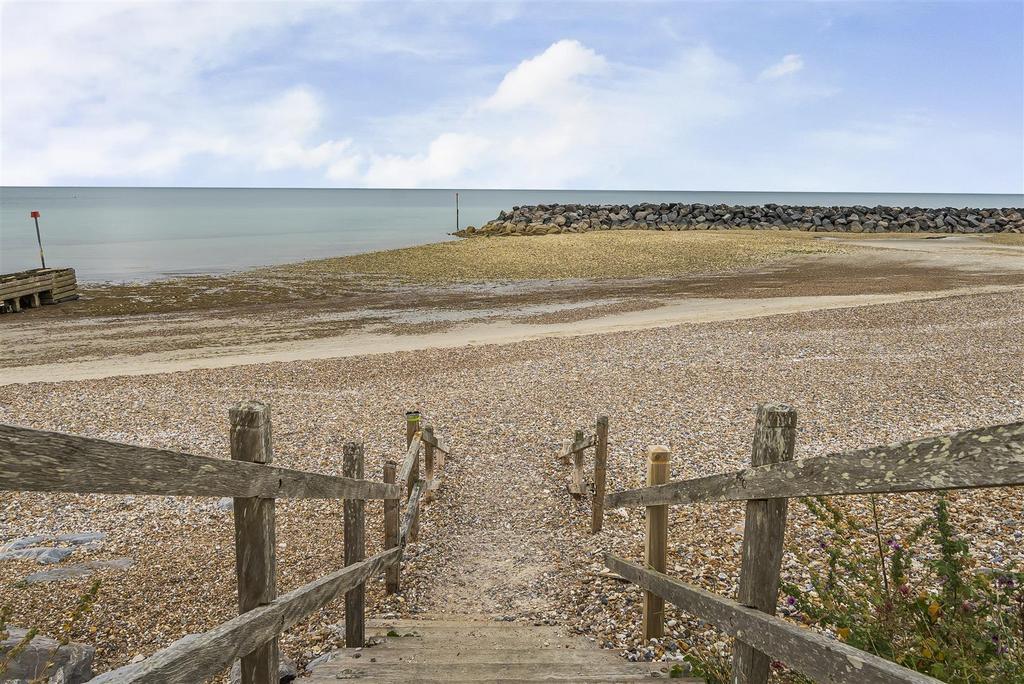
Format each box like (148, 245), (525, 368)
(1, 0), (1022, 192)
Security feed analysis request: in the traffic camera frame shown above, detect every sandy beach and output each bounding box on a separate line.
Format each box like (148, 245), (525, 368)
(1, 231), (1023, 676)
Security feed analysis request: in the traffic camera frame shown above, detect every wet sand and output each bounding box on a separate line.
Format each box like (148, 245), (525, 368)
(2, 233), (1022, 383)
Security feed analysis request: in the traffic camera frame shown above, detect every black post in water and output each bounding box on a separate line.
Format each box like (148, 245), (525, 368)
(31, 211), (45, 269)
(455, 192), (460, 232)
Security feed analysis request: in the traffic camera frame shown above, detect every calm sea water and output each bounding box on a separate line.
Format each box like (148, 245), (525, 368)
(1, 187), (1021, 282)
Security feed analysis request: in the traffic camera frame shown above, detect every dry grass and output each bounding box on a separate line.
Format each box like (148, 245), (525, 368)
(285, 231), (841, 282)
(987, 233), (1024, 246)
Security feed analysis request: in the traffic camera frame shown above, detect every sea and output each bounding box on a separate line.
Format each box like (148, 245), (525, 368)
(1, 187), (1021, 282)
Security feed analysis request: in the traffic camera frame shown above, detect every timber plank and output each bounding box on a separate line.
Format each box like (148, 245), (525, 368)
(91, 548), (401, 683)
(397, 434), (422, 493)
(400, 481), (423, 546)
(605, 554), (937, 684)
(605, 421), (1024, 508)
(0, 423), (400, 500)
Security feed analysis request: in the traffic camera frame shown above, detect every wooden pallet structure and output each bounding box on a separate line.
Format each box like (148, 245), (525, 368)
(0, 267), (78, 313)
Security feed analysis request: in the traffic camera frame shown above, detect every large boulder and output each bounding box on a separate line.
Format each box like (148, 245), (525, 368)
(0, 628), (95, 683)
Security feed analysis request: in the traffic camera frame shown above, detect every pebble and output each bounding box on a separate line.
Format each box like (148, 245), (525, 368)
(0, 289), (1020, 675)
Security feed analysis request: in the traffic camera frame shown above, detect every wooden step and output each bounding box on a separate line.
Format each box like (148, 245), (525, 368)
(307, 660), (678, 682)
(305, 618), (699, 682)
(323, 647), (633, 665)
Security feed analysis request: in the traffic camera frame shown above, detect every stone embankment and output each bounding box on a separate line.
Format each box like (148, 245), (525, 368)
(454, 203), (1024, 237)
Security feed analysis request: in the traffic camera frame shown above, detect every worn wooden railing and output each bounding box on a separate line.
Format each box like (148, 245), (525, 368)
(599, 404), (1024, 684)
(0, 402), (450, 684)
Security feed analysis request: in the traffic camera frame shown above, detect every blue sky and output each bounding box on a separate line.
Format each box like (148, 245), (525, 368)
(1, 1), (1021, 192)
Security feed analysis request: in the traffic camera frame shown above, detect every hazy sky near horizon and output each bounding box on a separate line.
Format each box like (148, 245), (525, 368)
(1, 1), (1022, 192)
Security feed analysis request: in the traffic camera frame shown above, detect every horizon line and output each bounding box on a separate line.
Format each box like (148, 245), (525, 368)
(2, 186), (1022, 196)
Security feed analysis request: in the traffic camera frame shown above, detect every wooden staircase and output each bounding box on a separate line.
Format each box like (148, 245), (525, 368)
(304, 618), (697, 682)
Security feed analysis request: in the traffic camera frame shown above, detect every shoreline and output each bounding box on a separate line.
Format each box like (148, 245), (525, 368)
(3, 284), (1020, 385)
(3, 232), (1023, 377)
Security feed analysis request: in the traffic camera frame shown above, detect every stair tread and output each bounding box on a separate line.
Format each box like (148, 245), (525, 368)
(319, 646), (634, 664)
(307, 661), (684, 681)
(306, 618), (696, 682)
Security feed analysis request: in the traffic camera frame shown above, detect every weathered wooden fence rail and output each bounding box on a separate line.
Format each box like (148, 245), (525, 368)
(600, 404), (1024, 684)
(0, 402), (451, 684)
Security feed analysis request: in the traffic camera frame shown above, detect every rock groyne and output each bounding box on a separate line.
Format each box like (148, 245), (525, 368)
(455, 203), (1024, 237)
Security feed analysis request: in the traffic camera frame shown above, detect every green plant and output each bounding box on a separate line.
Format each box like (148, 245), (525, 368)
(783, 495), (1023, 683)
(682, 649), (731, 683)
(0, 579), (102, 683)
(0, 604), (38, 677)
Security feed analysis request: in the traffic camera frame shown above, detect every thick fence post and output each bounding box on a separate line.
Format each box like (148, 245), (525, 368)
(423, 424), (435, 499)
(405, 411), (421, 540)
(405, 411), (420, 498)
(405, 410), (420, 446)
(732, 403), (797, 684)
(383, 460), (400, 594)
(643, 445), (670, 641)
(571, 428), (586, 497)
(343, 442), (366, 648)
(230, 401), (278, 684)
(592, 415), (609, 533)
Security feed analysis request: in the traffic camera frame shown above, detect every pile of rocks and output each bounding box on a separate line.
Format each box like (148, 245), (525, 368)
(454, 203), (1024, 237)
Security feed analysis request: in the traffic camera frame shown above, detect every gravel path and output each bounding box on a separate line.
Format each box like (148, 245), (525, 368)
(1, 289), (1021, 676)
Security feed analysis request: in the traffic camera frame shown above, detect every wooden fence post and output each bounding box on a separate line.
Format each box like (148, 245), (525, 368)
(570, 428), (586, 498)
(383, 460), (400, 594)
(592, 415), (609, 534)
(230, 401), (278, 684)
(405, 411), (421, 540)
(732, 403), (797, 684)
(406, 410), (420, 446)
(343, 442), (366, 648)
(423, 424), (435, 497)
(643, 445), (670, 642)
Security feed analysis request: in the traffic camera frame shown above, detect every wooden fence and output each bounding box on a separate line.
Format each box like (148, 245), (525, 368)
(556, 415), (608, 533)
(0, 402), (449, 684)
(597, 404), (1024, 684)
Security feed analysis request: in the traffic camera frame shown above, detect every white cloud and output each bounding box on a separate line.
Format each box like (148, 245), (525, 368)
(358, 40), (751, 188)
(482, 39), (607, 111)
(760, 54), (804, 79)
(364, 133), (490, 187)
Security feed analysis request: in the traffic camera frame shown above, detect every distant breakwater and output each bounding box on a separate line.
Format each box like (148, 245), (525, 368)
(454, 203), (1024, 237)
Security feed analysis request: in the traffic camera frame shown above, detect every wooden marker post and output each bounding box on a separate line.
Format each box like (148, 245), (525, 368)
(643, 445), (670, 642)
(230, 401), (278, 684)
(732, 404), (797, 684)
(591, 415), (609, 533)
(383, 460), (400, 594)
(30, 211), (45, 269)
(343, 442), (366, 648)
